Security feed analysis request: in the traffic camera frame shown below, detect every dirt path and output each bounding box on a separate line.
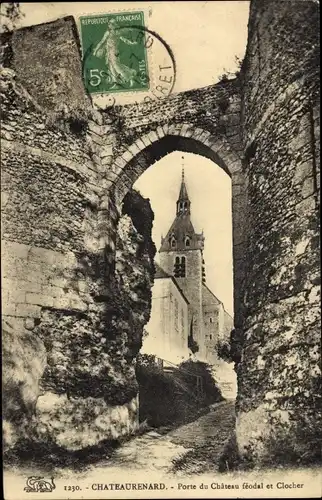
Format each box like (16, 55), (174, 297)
(5, 400), (236, 489)
(70, 399), (236, 478)
(169, 399), (236, 475)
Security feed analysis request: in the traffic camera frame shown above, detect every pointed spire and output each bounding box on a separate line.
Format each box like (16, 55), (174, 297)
(177, 157), (191, 215)
(159, 157), (204, 253)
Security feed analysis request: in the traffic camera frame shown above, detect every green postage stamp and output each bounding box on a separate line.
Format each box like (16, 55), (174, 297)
(80, 12), (149, 95)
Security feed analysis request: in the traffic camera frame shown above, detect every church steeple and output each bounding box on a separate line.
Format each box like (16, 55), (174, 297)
(176, 161), (191, 215)
(159, 160), (204, 253)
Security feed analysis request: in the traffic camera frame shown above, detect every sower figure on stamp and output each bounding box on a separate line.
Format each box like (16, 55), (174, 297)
(93, 18), (138, 88)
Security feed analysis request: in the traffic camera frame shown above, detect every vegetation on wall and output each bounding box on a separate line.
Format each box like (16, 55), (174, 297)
(32, 190), (156, 408)
(216, 328), (244, 369)
(188, 327), (199, 354)
(2, 321), (47, 452)
(216, 339), (232, 363)
(45, 105), (90, 137)
(0, 2), (23, 33)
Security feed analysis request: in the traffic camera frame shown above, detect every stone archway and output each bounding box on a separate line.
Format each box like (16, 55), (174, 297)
(109, 126), (247, 335)
(112, 125), (240, 198)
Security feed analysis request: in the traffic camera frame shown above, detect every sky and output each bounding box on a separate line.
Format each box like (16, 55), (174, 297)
(11, 2), (250, 316)
(15, 1), (250, 93)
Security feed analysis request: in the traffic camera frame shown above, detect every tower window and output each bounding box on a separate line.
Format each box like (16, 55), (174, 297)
(174, 256), (186, 277)
(171, 238), (176, 248)
(181, 256), (186, 277)
(174, 256), (180, 277)
(209, 334), (213, 340)
(209, 317), (213, 323)
(185, 237), (190, 247)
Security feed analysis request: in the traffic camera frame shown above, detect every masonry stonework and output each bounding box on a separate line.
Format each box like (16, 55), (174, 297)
(235, 0), (321, 465)
(160, 249), (204, 357)
(1, 41), (155, 448)
(1, 0), (320, 466)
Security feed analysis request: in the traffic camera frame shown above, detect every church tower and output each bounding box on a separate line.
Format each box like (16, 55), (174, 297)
(159, 164), (206, 359)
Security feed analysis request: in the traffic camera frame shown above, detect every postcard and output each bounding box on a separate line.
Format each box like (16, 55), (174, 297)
(1, 1), (321, 499)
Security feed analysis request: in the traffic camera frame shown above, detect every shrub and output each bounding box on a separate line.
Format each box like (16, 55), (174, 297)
(136, 356), (224, 428)
(177, 360), (224, 406)
(218, 431), (242, 472)
(261, 409), (322, 467)
(216, 339), (232, 363)
(136, 356), (187, 426)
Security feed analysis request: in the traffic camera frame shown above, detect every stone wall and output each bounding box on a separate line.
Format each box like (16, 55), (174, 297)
(1, 61), (96, 340)
(112, 78), (242, 151)
(202, 287), (233, 366)
(30, 190), (155, 451)
(1, 29), (155, 449)
(235, 0), (321, 465)
(7, 17), (88, 114)
(142, 277), (190, 365)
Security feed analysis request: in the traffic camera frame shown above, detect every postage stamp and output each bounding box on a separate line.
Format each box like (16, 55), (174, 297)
(80, 12), (149, 95)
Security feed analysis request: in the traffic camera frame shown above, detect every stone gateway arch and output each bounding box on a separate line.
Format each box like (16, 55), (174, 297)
(1, 0), (320, 467)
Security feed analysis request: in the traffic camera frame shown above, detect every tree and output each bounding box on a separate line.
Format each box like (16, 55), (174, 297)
(216, 339), (231, 363)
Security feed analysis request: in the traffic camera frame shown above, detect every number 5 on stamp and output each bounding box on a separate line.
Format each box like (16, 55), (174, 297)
(80, 12), (150, 95)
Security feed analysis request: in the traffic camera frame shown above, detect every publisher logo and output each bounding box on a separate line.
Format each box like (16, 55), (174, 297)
(24, 477), (56, 493)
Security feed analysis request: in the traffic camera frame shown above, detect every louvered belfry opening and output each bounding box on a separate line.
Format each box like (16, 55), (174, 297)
(174, 256), (186, 277)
